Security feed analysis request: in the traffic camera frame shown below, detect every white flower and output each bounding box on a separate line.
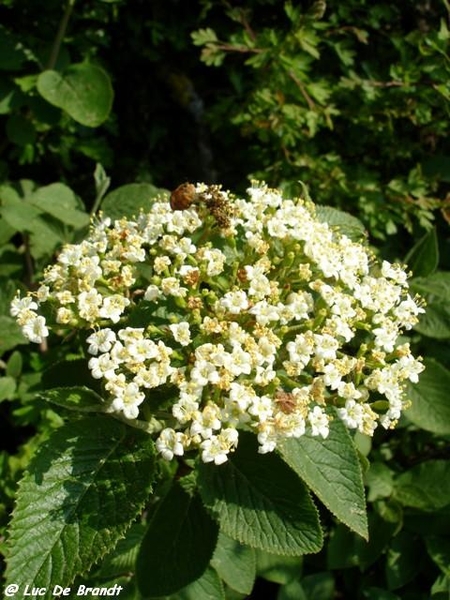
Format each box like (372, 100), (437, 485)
(86, 328), (117, 355)
(337, 399), (364, 429)
(144, 284), (161, 302)
(22, 315), (49, 344)
(308, 406), (329, 438)
(99, 294), (130, 323)
(110, 381), (145, 419)
(219, 290), (249, 314)
(169, 322), (192, 346)
(10, 295), (38, 317)
(200, 428), (239, 465)
(156, 428), (186, 461)
(160, 277), (187, 297)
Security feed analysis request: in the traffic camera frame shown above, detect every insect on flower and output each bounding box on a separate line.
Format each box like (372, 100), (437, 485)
(170, 182), (197, 211)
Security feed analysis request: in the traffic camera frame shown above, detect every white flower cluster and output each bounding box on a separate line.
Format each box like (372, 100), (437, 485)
(11, 182), (425, 465)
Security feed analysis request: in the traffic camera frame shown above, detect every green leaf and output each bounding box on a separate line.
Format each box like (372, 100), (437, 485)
(42, 358), (100, 392)
(198, 432), (323, 556)
(6, 349), (22, 378)
(100, 183), (169, 220)
(278, 579), (308, 600)
(255, 549), (302, 584)
(404, 228), (439, 277)
(300, 571), (335, 600)
(6, 114), (36, 146)
(365, 462), (394, 502)
(5, 416), (155, 592)
(41, 386), (106, 413)
(0, 315), (26, 353)
(385, 531), (423, 590)
(410, 272), (450, 339)
(211, 532), (256, 595)
(315, 205), (367, 241)
(30, 183), (90, 229)
(426, 536), (450, 577)
(406, 358), (450, 434)
(279, 416), (368, 539)
(136, 483), (219, 598)
(0, 375), (16, 401)
(1, 194), (43, 230)
(175, 566), (225, 600)
(0, 26), (28, 70)
(393, 460), (450, 511)
(95, 523), (146, 579)
(37, 63), (113, 127)
(327, 510), (397, 572)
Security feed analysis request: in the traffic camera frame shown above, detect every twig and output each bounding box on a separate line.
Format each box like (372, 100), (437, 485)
(46, 0), (76, 70)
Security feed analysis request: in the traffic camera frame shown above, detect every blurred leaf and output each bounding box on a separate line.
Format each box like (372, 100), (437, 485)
(394, 460), (450, 511)
(363, 588), (401, 600)
(0, 315), (26, 353)
(1, 195), (42, 230)
(255, 549), (302, 584)
(100, 183), (168, 220)
(37, 63), (113, 127)
(365, 462), (394, 502)
(404, 228), (439, 277)
(385, 531), (422, 590)
(278, 579), (308, 600)
(0, 375), (16, 402)
(211, 532), (256, 595)
(0, 26), (28, 70)
(175, 566), (225, 600)
(406, 358), (450, 434)
(31, 183), (89, 229)
(410, 272), (450, 339)
(315, 205), (367, 241)
(5, 114), (36, 145)
(425, 536), (450, 577)
(327, 510), (398, 571)
(422, 155), (450, 183)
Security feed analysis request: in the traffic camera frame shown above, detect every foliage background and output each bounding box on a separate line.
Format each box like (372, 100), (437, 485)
(1, 0), (450, 599)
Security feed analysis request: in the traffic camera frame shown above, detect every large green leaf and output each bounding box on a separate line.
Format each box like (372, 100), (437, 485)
(198, 432), (323, 556)
(42, 386), (106, 413)
(404, 228), (439, 277)
(136, 482), (219, 597)
(100, 183), (168, 220)
(406, 358), (450, 435)
(315, 205), (366, 241)
(37, 63), (113, 127)
(393, 460), (450, 512)
(175, 566), (225, 600)
(425, 536), (450, 577)
(410, 272), (450, 339)
(385, 531), (423, 590)
(211, 532), (256, 595)
(0, 315), (26, 353)
(279, 416), (368, 539)
(5, 416), (155, 594)
(31, 183), (90, 229)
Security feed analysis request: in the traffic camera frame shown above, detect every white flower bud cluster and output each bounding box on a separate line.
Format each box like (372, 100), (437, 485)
(11, 182), (425, 464)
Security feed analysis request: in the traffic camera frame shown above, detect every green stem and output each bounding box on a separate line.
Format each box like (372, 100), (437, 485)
(47, 0), (76, 70)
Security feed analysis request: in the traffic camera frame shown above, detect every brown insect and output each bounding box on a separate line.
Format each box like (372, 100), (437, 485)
(275, 390), (297, 414)
(170, 182), (197, 211)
